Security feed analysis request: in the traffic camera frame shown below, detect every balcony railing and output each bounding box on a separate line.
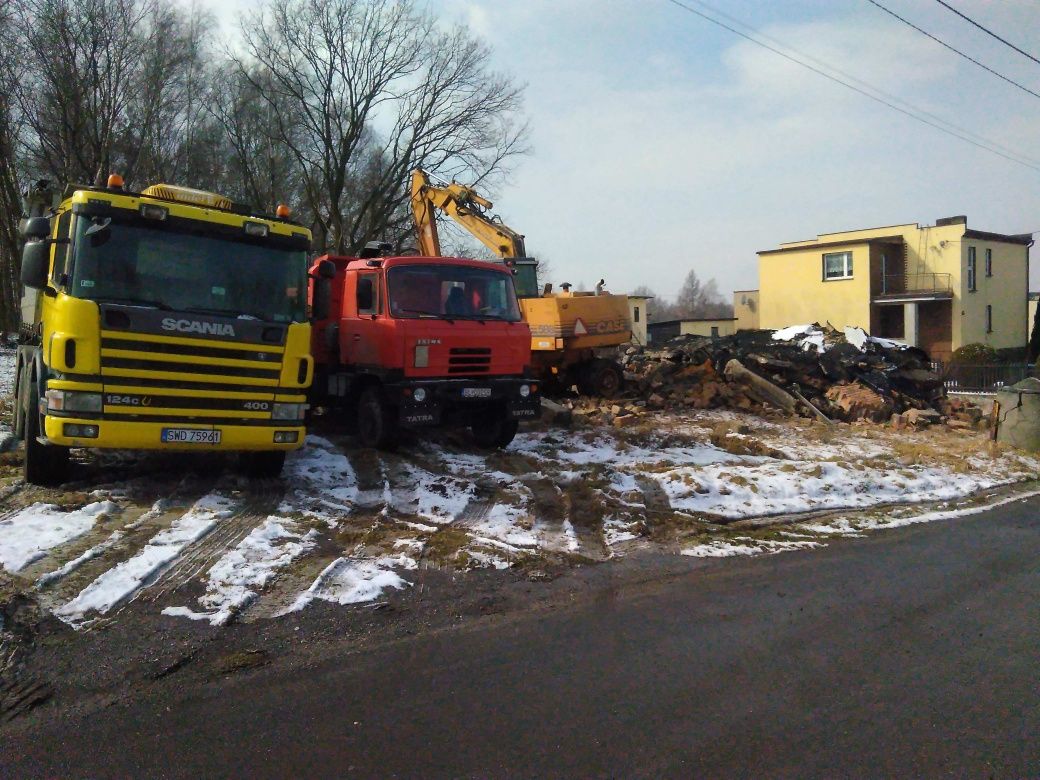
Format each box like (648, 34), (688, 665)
(879, 273), (952, 296)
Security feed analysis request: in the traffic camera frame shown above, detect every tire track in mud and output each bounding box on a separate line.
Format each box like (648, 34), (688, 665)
(140, 479), (286, 606)
(44, 472), (286, 630)
(410, 443), (595, 561)
(31, 472), (221, 605)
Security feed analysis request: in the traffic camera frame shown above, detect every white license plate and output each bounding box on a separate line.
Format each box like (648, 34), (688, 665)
(161, 428), (222, 444)
(462, 387), (492, 398)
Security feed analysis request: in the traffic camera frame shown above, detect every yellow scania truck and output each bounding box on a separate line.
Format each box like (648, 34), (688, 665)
(15, 176), (314, 484)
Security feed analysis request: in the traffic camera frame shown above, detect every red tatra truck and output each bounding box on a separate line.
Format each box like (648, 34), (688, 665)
(308, 247), (540, 448)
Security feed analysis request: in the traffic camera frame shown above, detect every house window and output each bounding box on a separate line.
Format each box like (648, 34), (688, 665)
(986, 304), (993, 333)
(822, 251), (853, 280)
(633, 306), (640, 323)
(967, 247), (977, 292)
(985, 248), (992, 277)
(710, 326), (720, 338)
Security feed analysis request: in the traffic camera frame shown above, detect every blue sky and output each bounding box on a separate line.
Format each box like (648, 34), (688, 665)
(205, 0), (1040, 299)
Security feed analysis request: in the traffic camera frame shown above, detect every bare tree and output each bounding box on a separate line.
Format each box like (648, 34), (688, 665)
(675, 269), (732, 319)
(212, 69), (308, 214)
(126, 1), (220, 185)
(18, 0), (218, 190)
(232, 0), (527, 254)
(18, 0), (154, 185)
(0, 0), (25, 331)
(633, 271), (733, 323)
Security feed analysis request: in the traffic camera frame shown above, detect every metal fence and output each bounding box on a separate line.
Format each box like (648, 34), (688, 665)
(930, 362), (1035, 393)
(881, 272), (952, 295)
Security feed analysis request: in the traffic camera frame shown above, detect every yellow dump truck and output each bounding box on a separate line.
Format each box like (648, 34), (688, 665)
(411, 170), (631, 396)
(15, 176), (313, 484)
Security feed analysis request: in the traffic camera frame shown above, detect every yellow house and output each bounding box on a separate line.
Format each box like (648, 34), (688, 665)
(648, 318), (737, 343)
(627, 295), (653, 345)
(733, 289), (759, 331)
(758, 216), (1033, 360)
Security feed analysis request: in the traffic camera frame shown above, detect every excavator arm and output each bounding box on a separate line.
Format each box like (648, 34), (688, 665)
(410, 169), (527, 259)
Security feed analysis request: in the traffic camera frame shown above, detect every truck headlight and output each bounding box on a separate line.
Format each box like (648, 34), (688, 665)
(413, 388), (427, 403)
(519, 384), (530, 398)
(272, 402), (308, 420)
(46, 390), (103, 413)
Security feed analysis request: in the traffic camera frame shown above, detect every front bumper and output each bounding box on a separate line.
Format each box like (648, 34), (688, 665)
(43, 415), (306, 451)
(389, 377), (542, 427)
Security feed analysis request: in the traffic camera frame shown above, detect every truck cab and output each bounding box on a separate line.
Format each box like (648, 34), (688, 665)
(310, 254), (540, 448)
(16, 178), (313, 484)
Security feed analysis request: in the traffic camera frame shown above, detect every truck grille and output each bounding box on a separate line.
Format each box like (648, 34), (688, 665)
(448, 347), (491, 374)
(98, 331), (287, 423)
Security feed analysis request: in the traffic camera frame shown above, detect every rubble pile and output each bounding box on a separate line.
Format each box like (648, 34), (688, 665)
(618, 324), (956, 424)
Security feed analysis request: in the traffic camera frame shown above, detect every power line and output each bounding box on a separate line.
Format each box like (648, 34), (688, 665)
(934, 0), (1040, 66)
(865, 0), (1040, 101)
(662, 0), (1040, 173)
(682, 0), (1040, 166)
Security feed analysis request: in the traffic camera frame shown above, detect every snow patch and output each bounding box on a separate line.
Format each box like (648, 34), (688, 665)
(282, 554), (415, 612)
(56, 494), (235, 624)
(279, 436), (358, 522)
(0, 501), (117, 572)
(771, 324), (815, 342)
(163, 519), (318, 626)
(682, 537), (822, 558)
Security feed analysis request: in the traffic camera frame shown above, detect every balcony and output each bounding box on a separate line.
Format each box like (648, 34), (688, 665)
(874, 273), (953, 302)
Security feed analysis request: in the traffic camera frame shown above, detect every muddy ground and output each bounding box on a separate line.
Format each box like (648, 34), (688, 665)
(1, 393), (1038, 731)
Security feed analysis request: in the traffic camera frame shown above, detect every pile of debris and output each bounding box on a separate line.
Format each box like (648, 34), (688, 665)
(617, 324), (951, 424)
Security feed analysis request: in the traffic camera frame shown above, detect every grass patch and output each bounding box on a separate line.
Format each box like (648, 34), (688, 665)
(423, 527), (472, 565)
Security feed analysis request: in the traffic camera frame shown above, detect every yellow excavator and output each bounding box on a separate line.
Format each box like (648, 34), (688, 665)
(410, 169), (631, 397)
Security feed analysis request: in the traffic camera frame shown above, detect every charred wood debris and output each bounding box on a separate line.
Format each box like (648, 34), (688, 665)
(569, 324), (987, 431)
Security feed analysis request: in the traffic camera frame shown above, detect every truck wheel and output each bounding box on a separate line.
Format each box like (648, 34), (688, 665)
(358, 386), (398, 450)
(239, 451), (286, 479)
(580, 359), (625, 399)
(471, 411), (519, 449)
(24, 381), (70, 486)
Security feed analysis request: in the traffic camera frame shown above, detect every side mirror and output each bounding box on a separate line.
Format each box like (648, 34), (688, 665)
(318, 259), (336, 279)
(312, 278), (331, 320)
(21, 217), (51, 240)
(356, 279), (374, 312)
(21, 241), (50, 290)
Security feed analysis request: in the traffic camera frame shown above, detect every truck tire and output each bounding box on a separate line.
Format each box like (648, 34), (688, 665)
(579, 359), (625, 399)
(239, 451), (286, 479)
(358, 386), (398, 450)
(471, 410), (519, 449)
(24, 380), (70, 486)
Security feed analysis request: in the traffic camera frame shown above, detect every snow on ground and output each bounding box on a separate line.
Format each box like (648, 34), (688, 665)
(163, 519), (318, 626)
(0, 501), (116, 572)
(278, 435), (358, 524)
(392, 461), (475, 523)
(56, 494), (236, 624)
(2, 406), (1039, 629)
(800, 488), (1040, 537)
(682, 537), (824, 557)
(282, 553), (417, 612)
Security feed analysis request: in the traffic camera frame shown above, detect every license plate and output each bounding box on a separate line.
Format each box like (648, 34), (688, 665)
(462, 387), (492, 398)
(161, 428), (222, 444)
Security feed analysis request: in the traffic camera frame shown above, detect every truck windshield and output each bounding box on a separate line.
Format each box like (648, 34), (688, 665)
(388, 265), (522, 322)
(70, 216), (307, 323)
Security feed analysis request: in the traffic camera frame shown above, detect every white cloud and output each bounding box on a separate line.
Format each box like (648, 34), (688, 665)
(194, 0), (1040, 297)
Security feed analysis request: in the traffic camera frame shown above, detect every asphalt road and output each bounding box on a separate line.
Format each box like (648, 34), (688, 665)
(7, 497), (1040, 778)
